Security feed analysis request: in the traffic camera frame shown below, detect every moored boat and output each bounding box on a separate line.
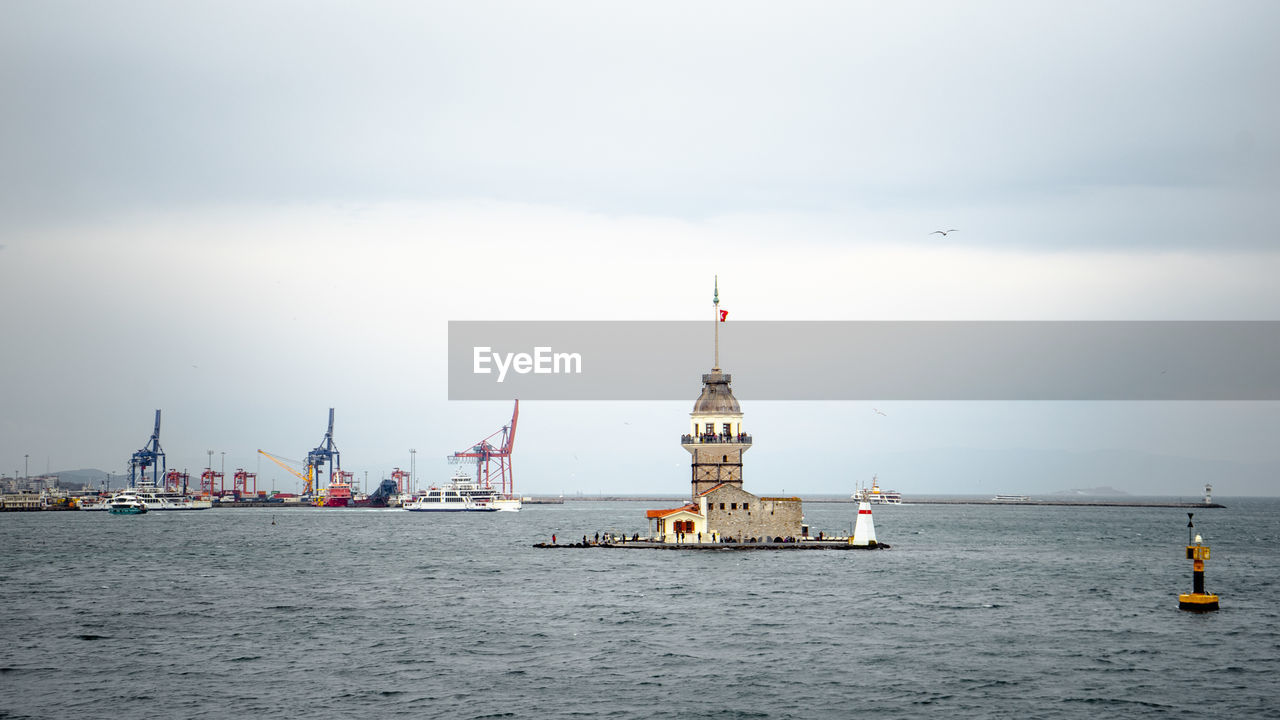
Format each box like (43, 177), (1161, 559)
(403, 468), (521, 512)
(108, 481), (213, 511)
(320, 471), (354, 507)
(76, 495), (112, 511)
(351, 478), (402, 508)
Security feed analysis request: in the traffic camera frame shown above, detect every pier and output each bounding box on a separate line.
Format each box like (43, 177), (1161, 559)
(535, 539), (889, 551)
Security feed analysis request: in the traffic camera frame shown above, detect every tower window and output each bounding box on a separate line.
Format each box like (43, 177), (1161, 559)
(731, 503), (737, 510)
(720, 503), (725, 510)
(705, 423), (714, 435)
(723, 423), (731, 436)
(722, 455), (728, 462)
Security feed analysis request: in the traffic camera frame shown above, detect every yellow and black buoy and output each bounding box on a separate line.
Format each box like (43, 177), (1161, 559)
(1179, 513), (1219, 613)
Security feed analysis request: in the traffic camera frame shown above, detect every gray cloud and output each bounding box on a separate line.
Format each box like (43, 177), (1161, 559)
(5, 2), (1280, 496)
(2, 2), (1277, 248)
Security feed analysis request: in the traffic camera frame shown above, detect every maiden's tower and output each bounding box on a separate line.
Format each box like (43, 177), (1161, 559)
(646, 280), (803, 543)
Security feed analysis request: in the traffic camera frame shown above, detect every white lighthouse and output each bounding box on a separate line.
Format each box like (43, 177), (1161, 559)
(851, 494), (878, 546)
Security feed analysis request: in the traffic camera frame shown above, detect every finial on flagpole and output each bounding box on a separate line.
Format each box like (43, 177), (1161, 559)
(713, 275), (720, 371)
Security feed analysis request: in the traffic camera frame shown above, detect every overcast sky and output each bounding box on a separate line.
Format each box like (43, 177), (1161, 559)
(3, 1), (1278, 496)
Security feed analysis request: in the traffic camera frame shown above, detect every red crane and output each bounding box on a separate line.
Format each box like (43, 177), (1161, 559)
(233, 468), (257, 497)
(164, 469), (190, 494)
(199, 468), (225, 497)
(452, 400), (519, 499)
(391, 468), (410, 494)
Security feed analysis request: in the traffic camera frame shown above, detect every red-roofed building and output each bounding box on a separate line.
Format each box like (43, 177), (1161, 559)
(645, 504), (706, 542)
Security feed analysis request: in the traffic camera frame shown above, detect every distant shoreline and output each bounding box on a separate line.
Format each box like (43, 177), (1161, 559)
(536, 496), (1227, 508)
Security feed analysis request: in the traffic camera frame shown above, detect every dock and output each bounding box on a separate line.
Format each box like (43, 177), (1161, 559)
(535, 540), (889, 551)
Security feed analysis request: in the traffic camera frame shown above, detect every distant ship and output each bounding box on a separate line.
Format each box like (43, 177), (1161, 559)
(865, 475), (903, 505)
(992, 494), (1031, 502)
(403, 468), (521, 512)
(108, 481), (213, 511)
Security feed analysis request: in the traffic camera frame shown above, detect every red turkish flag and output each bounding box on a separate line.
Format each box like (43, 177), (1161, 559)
(719, 309), (728, 322)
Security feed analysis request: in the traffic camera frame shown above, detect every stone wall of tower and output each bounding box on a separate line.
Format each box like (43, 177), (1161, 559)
(700, 485), (803, 541)
(690, 445), (745, 499)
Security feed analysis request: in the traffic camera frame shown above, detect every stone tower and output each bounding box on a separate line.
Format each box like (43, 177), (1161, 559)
(683, 278), (751, 500)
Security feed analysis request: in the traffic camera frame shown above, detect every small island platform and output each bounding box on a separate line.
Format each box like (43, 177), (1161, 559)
(535, 539), (889, 551)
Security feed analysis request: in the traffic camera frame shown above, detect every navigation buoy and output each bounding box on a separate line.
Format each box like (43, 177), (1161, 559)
(1179, 513), (1219, 612)
(850, 496), (878, 547)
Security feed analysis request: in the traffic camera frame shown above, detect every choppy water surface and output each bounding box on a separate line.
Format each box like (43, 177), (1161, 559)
(3, 499), (1277, 719)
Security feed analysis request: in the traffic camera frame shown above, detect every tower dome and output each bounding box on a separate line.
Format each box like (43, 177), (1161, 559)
(693, 371), (741, 415)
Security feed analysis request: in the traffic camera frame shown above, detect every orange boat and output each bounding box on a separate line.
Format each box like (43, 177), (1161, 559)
(321, 471), (353, 507)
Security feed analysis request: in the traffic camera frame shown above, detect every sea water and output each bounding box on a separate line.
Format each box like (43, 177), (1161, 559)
(2, 499), (1277, 719)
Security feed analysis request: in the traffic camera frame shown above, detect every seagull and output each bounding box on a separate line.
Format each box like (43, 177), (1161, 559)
(930, 229), (958, 237)
(873, 408), (887, 416)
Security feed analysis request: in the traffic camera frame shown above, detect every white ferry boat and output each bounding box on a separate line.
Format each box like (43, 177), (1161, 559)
(992, 494), (1031, 502)
(403, 469), (522, 513)
(865, 475), (903, 505)
(108, 481), (213, 511)
(108, 496), (147, 514)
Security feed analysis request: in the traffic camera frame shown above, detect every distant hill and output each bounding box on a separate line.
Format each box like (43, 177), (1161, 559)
(48, 469), (109, 489)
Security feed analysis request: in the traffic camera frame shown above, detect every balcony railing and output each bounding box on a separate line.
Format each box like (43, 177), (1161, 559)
(681, 433), (752, 445)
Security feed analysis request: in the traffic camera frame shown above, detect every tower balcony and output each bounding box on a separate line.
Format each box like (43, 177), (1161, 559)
(681, 433), (752, 445)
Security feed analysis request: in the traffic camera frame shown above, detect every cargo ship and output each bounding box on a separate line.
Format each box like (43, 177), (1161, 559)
(352, 478), (401, 508)
(319, 471), (354, 507)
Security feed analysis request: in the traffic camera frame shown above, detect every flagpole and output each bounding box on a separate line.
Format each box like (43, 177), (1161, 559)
(713, 275), (720, 371)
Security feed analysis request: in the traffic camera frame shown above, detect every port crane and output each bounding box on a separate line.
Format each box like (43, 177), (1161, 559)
(199, 468), (225, 497)
(233, 468), (257, 497)
(451, 400), (519, 498)
(391, 467), (410, 494)
(258, 449), (313, 496)
(306, 408), (340, 497)
(129, 409), (166, 488)
(164, 469), (189, 494)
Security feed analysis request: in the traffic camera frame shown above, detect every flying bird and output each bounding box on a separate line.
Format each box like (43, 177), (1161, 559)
(930, 229), (958, 237)
(873, 408), (887, 416)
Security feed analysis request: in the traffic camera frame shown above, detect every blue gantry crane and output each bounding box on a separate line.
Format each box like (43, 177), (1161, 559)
(129, 409), (166, 488)
(305, 408), (340, 497)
